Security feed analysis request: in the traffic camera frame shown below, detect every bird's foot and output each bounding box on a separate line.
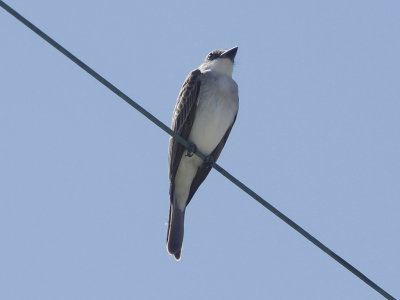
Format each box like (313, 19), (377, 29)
(185, 142), (197, 157)
(203, 155), (215, 168)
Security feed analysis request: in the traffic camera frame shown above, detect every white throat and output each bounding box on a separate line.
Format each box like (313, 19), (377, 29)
(199, 58), (233, 76)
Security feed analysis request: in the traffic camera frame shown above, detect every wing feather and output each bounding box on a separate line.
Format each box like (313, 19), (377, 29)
(169, 69), (202, 200)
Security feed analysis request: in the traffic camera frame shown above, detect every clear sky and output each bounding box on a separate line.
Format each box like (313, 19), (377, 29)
(1, 1), (399, 299)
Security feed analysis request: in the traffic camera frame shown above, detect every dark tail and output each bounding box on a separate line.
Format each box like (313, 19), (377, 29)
(167, 203), (185, 260)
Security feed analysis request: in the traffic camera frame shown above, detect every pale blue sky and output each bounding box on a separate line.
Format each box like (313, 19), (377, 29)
(1, 1), (399, 299)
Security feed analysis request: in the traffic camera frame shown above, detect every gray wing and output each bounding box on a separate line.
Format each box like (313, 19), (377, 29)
(186, 114), (237, 205)
(169, 69), (202, 200)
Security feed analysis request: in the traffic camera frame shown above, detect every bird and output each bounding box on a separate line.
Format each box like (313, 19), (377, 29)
(167, 46), (239, 260)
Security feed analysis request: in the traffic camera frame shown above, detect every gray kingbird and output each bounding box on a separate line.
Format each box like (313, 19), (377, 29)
(167, 47), (239, 260)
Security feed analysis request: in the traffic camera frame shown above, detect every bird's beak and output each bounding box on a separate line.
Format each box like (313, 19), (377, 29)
(220, 46), (238, 61)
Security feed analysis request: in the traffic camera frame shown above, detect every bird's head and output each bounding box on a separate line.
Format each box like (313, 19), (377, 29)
(199, 46), (238, 76)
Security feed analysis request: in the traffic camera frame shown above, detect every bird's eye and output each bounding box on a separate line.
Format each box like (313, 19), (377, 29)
(207, 53), (214, 60)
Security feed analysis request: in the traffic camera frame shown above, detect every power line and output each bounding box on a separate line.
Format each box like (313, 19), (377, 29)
(0, 1), (396, 299)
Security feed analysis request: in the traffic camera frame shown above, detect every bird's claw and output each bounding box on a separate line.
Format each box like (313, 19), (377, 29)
(185, 143), (197, 157)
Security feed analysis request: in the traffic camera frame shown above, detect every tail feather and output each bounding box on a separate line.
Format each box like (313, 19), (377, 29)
(167, 203), (185, 260)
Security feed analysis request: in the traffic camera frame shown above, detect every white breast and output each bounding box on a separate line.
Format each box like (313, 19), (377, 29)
(188, 74), (239, 156)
